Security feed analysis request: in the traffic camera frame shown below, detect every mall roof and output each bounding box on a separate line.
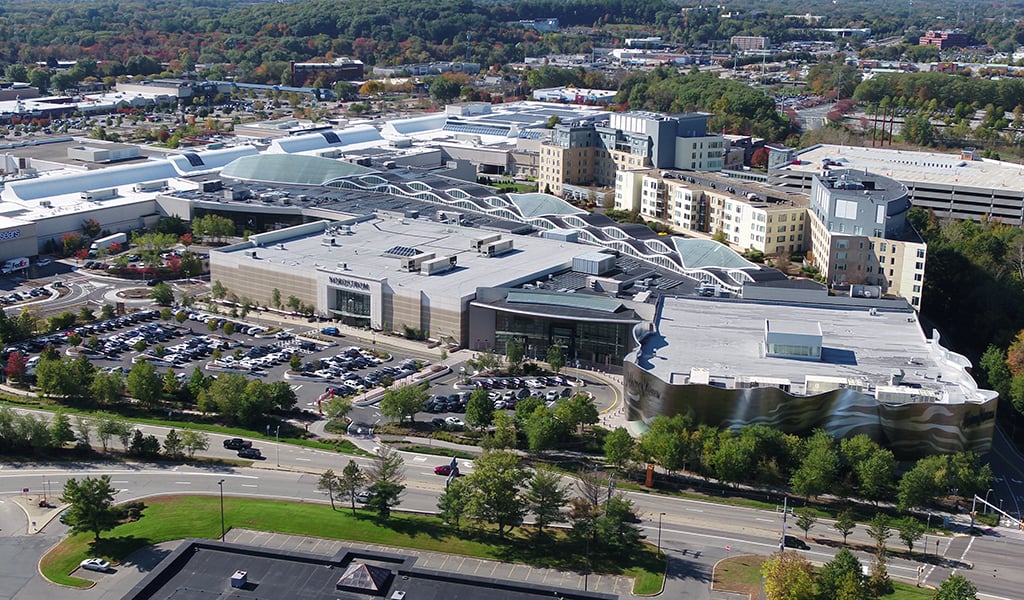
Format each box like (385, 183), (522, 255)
(638, 296), (980, 403)
(780, 144), (1024, 191)
(672, 238), (758, 270)
(217, 217), (589, 301)
(220, 153), (376, 185)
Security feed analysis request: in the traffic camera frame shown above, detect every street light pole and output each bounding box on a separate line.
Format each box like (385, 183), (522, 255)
(218, 479), (225, 542)
(984, 488), (993, 514)
(657, 512), (666, 556)
(275, 426), (280, 467)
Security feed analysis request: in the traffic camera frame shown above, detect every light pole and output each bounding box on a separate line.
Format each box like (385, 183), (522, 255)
(218, 479), (225, 542)
(984, 488), (994, 514)
(657, 512), (666, 556)
(275, 425), (280, 467)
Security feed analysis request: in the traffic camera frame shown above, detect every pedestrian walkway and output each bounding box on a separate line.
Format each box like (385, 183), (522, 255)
(226, 528), (637, 597)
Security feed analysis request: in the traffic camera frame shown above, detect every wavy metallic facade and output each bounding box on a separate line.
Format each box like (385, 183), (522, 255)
(623, 361), (996, 460)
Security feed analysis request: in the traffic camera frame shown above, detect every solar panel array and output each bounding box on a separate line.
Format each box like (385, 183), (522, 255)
(321, 131), (341, 144)
(384, 245), (422, 257)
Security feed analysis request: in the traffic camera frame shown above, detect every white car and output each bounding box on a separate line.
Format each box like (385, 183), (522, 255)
(445, 416), (465, 428)
(80, 558), (110, 572)
(37, 258), (53, 267)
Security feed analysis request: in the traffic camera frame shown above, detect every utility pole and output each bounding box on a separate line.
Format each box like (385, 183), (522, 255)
(779, 497), (790, 552)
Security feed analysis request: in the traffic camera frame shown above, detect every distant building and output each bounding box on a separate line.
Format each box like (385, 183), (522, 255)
(539, 112), (723, 196)
(290, 58), (364, 86)
(531, 87), (617, 105)
(517, 18), (559, 33)
(730, 36), (769, 51)
(0, 82), (40, 102)
(920, 30), (970, 49)
(371, 62), (480, 78)
(625, 37), (665, 49)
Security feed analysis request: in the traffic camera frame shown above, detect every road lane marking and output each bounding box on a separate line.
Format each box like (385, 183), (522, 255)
(687, 508), (704, 513)
(412, 456), (427, 462)
(174, 481), (192, 485)
(241, 484), (258, 488)
(295, 458), (311, 462)
(756, 518), (774, 522)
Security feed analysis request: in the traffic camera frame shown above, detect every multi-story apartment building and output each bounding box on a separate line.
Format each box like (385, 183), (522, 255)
(730, 35), (769, 51)
(539, 112), (723, 196)
(615, 169), (808, 254)
(919, 30), (970, 49)
(807, 169), (926, 307)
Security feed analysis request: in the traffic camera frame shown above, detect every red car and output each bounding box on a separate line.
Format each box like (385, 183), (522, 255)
(434, 465), (458, 476)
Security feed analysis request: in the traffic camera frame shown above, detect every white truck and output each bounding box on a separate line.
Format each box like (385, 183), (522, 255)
(1, 256), (29, 274)
(89, 232), (128, 257)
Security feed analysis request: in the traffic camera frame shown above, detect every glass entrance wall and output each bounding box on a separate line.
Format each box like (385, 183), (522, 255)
(493, 313), (633, 367)
(332, 289), (371, 327)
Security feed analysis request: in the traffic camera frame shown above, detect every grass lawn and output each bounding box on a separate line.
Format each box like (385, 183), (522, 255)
(713, 554), (937, 599)
(41, 495), (664, 594)
(390, 443), (478, 460)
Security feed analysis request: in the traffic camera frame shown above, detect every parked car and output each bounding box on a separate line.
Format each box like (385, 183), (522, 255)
(36, 257), (53, 267)
(237, 447), (263, 459)
(321, 327), (340, 336)
(354, 490), (375, 504)
(223, 438), (252, 450)
(434, 464), (459, 476)
(783, 535), (809, 550)
(80, 558), (110, 572)
(444, 416), (465, 428)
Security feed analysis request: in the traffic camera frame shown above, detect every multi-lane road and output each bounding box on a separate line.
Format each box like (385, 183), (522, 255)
(4, 409), (1024, 599)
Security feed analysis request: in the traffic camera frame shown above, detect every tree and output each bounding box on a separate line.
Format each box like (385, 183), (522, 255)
(429, 77), (462, 104)
(49, 410), (76, 448)
(866, 514), (892, 559)
(324, 395), (354, 422)
(465, 387), (494, 429)
(484, 411), (518, 450)
(640, 414), (693, 473)
(163, 429), (184, 458)
(523, 406), (563, 453)
(554, 394), (599, 435)
(523, 467), (569, 533)
(73, 415), (92, 449)
(338, 460), (366, 514)
(546, 344), (565, 374)
(505, 337), (525, 372)
(5, 351), (28, 382)
(366, 446), (405, 519)
(934, 574), (978, 600)
(127, 360), (162, 407)
(60, 475), (120, 541)
(437, 478), (472, 530)
(149, 282), (174, 306)
(761, 551), (816, 600)
(379, 383), (428, 424)
(795, 510), (817, 541)
(318, 469), (340, 511)
(833, 510), (856, 545)
(180, 430), (209, 458)
(790, 429), (839, 499)
(465, 450), (529, 538)
(855, 448), (897, 505)
(604, 427), (635, 472)
(898, 517), (924, 554)
(817, 548), (867, 600)
(897, 457), (943, 511)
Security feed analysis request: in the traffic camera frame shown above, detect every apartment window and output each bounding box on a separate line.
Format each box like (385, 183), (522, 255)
(889, 269), (894, 277)
(880, 243), (888, 252)
(836, 252), (847, 260)
(912, 297), (920, 306)
(915, 262), (924, 270)
(867, 265), (873, 273)
(890, 257), (895, 265)
(913, 285), (921, 293)
(917, 248), (925, 258)
(837, 239), (848, 249)
(914, 273), (922, 281)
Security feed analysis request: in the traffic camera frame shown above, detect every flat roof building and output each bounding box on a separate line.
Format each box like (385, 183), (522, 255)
(623, 295), (997, 459)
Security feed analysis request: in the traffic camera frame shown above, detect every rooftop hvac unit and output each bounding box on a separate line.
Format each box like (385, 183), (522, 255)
(421, 255), (457, 275)
(247, 250), (258, 259)
(337, 262), (348, 270)
(483, 239), (514, 257)
(321, 237), (337, 246)
(400, 252), (436, 272)
(470, 233), (502, 251)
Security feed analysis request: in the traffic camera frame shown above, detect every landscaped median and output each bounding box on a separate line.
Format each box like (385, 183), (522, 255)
(41, 495), (665, 594)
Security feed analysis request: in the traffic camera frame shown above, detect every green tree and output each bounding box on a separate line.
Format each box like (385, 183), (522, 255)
(89, 370), (123, 406)
(49, 410), (76, 448)
(366, 446), (405, 519)
(127, 360), (162, 407)
(761, 551), (816, 600)
(429, 77), (462, 105)
(484, 410), (518, 450)
(833, 509), (856, 545)
(523, 405), (563, 453)
(898, 517), (924, 554)
(324, 395), (354, 422)
(465, 387), (494, 428)
(149, 282), (174, 306)
(554, 393), (599, 435)
(546, 344), (565, 374)
(790, 429), (839, 499)
(523, 466), (570, 533)
(163, 428), (183, 458)
(867, 514), (892, 560)
(317, 469), (340, 511)
(437, 477), (472, 530)
(505, 337), (525, 373)
(795, 510), (817, 540)
(639, 414), (692, 473)
(604, 427), (635, 471)
(180, 430), (209, 458)
(817, 548), (867, 600)
(897, 457), (944, 511)
(934, 574), (979, 600)
(59, 475), (120, 540)
(379, 383), (428, 424)
(338, 460), (366, 514)
(465, 450), (529, 538)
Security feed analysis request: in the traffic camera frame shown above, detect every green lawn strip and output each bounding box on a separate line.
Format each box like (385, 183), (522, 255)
(41, 495), (664, 593)
(713, 555), (935, 599)
(389, 443), (478, 460)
